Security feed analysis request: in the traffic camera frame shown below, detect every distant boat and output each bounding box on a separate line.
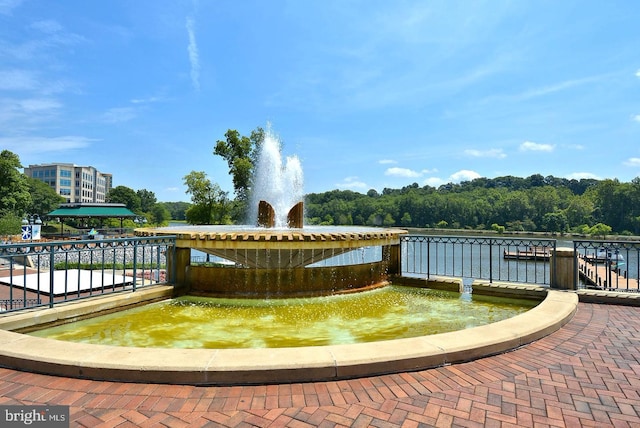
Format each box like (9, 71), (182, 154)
(585, 248), (626, 268)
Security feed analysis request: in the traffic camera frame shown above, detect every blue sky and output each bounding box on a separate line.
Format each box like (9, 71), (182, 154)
(2, 0), (640, 202)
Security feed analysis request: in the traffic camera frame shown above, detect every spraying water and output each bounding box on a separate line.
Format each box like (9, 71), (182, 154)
(249, 125), (304, 228)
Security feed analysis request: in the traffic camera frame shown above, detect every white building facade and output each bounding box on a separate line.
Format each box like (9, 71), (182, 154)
(24, 163), (113, 204)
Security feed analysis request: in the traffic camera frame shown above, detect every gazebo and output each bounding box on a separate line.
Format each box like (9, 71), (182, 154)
(46, 203), (138, 237)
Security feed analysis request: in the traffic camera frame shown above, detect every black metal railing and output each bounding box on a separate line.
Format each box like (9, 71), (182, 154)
(574, 240), (640, 291)
(401, 235), (556, 286)
(0, 236), (176, 313)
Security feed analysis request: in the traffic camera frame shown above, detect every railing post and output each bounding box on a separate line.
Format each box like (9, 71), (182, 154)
(49, 244), (55, 308)
(489, 239), (494, 284)
(551, 246), (576, 290)
(132, 239), (138, 291)
(426, 237), (431, 279)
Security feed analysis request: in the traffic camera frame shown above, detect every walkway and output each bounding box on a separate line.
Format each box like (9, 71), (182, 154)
(0, 302), (639, 427)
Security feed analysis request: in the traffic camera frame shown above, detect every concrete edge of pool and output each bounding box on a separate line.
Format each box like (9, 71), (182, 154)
(0, 282), (578, 385)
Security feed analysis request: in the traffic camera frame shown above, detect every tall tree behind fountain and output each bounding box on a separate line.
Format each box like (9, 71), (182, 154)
(249, 125), (304, 228)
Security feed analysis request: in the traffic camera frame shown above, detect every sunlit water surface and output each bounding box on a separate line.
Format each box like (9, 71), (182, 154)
(30, 286), (538, 349)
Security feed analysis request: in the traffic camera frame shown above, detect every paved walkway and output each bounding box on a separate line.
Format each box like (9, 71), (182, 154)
(0, 302), (638, 427)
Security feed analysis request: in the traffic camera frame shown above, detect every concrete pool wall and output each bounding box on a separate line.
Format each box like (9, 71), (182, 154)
(0, 279), (578, 385)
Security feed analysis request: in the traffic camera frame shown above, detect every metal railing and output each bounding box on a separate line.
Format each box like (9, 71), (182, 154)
(574, 240), (640, 291)
(401, 235), (556, 286)
(0, 236), (176, 313)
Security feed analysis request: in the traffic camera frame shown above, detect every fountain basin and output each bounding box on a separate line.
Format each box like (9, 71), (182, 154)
(0, 280), (578, 385)
(28, 286), (539, 348)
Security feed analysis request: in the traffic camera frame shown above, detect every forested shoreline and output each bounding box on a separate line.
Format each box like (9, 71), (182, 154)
(305, 174), (640, 236)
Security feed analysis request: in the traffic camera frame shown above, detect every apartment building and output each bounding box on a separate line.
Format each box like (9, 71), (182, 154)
(24, 163), (113, 203)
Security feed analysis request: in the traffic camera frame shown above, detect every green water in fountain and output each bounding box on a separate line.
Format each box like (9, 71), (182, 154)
(30, 285), (538, 349)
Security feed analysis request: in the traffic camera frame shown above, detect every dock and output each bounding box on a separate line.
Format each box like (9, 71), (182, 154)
(503, 246), (550, 261)
(578, 254), (639, 291)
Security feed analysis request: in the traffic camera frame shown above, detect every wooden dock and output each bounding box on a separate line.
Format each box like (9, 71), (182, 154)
(503, 247), (550, 261)
(578, 254), (639, 291)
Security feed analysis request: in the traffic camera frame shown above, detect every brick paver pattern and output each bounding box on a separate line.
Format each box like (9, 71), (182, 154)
(0, 302), (639, 427)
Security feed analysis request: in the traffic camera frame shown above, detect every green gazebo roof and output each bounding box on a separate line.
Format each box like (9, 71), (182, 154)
(47, 203), (137, 219)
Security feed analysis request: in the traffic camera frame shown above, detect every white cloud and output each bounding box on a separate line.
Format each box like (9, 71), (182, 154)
(385, 167), (422, 178)
(423, 177), (445, 187)
(130, 96), (165, 104)
(623, 157), (640, 167)
(448, 170), (481, 182)
(464, 148), (506, 159)
(566, 172), (600, 180)
(0, 69), (39, 91)
(520, 141), (555, 152)
(102, 107), (137, 123)
(30, 20), (63, 34)
(422, 170), (482, 187)
(186, 17), (200, 91)
(0, 97), (63, 128)
(518, 76), (602, 100)
(336, 176), (367, 190)
(18, 98), (62, 112)
(632, 114), (640, 123)
(378, 159), (397, 164)
(0, 0), (24, 15)
(0, 135), (94, 155)
(636, 69), (640, 78)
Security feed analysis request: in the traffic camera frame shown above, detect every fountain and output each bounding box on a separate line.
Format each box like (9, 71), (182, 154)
(0, 126), (578, 386)
(136, 126), (407, 297)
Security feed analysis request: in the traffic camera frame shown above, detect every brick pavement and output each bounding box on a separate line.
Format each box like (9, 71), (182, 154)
(0, 302), (639, 427)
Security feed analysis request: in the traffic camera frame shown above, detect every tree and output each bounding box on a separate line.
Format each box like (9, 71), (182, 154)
(400, 212), (412, 227)
(214, 127), (264, 204)
(541, 211), (569, 234)
(491, 223), (505, 234)
(0, 150), (30, 217)
(26, 177), (65, 218)
(137, 189), (157, 213)
(107, 186), (141, 212)
(588, 223), (612, 239)
(159, 202), (191, 220)
(563, 195), (594, 229)
(183, 171), (229, 224)
(382, 213), (395, 227)
(0, 213), (23, 237)
(150, 204), (171, 226)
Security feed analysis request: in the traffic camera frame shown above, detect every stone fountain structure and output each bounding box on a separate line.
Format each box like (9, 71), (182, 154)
(136, 127), (406, 297)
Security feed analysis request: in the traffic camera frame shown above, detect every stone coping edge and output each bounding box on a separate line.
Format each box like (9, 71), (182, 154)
(0, 284), (578, 386)
(576, 289), (640, 306)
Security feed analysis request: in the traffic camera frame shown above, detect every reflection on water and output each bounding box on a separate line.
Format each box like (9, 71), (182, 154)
(31, 285), (538, 349)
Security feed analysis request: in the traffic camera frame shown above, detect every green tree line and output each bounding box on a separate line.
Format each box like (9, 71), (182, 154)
(306, 175), (640, 235)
